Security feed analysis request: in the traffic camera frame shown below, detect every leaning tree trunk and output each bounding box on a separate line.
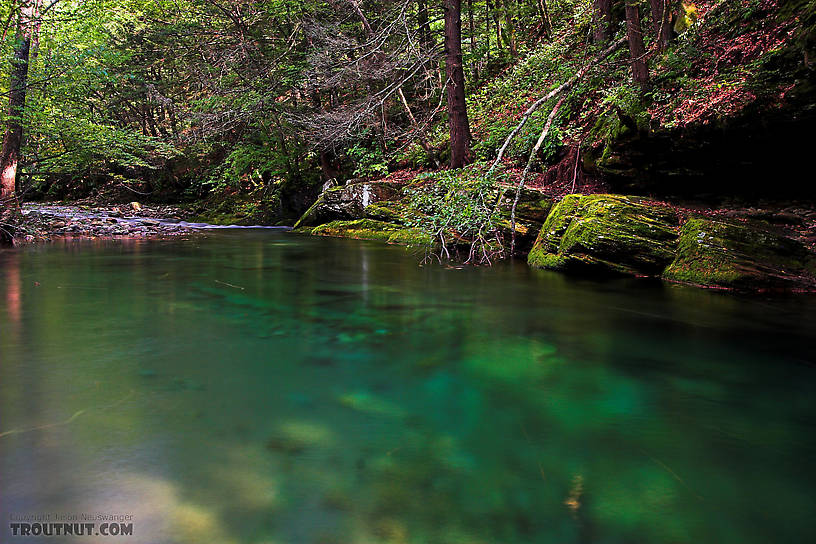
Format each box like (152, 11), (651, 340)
(537, 0), (553, 38)
(649, 0), (672, 51)
(625, 0), (649, 85)
(593, 0), (613, 43)
(1, 0), (40, 206)
(444, 0), (471, 168)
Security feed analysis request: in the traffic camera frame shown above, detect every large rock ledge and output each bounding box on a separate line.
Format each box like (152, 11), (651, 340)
(528, 194), (816, 291)
(664, 219), (816, 291)
(527, 194), (680, 276)
(301, 219), (433, 247)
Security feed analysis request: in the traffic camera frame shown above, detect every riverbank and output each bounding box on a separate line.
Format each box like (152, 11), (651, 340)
(5, 183), (816, 294)
(291, 177), (816, 293)
(1, 202), (198, 245)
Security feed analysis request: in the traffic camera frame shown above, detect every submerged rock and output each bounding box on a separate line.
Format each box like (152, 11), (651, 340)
(663, 218), (816, 290)
(293, 181), (403, 228)
(528, 194), (679, 275)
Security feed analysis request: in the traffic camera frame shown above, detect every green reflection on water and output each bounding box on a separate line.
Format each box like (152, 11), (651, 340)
(1, 232), (815, 544)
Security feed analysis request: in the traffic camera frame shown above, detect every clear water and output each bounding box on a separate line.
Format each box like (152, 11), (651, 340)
(1, 231), (815, 544)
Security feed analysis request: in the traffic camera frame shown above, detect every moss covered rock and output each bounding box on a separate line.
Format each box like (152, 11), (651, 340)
(363, 201), (418, 224)
(386, 228), (434, 246)
(498, 187), (554, 224)
(294, 181), (403, 228)
(308, 219), (433, 247)
(663, 218), (816, 290)
(310, 219), (400, 241)
(528, 194), (680, 275)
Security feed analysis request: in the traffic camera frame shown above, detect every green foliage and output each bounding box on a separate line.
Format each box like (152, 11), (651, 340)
(406, 164), (508, 262)
(589, 84), (651, 143)
(203, 142), (289, 192)
(347, 140), (389, 178)
(467, 37), (584, 162)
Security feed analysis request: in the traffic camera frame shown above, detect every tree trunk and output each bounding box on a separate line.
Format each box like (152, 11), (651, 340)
(310, 91), (339, 181)
(593, 0), (613, 43)
(625, 0), (649, 85)
(498, 0), (517, 57)
(490, 0), (503, 51)
(649, 0), (672, 51)
(444, 0), (471, 168)
(347, 0), (373, 38)
(485, 0), (491, 66)
(1, 0), (41, 205)
(417, 0), (432, 50)
(537, 0), (552, 38)
(468, 0), (478, 81)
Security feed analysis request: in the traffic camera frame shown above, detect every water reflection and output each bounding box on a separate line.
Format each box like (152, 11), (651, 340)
(1, 232), (816, 544)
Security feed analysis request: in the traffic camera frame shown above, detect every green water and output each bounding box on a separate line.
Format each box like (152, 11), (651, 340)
(1, 231), (815, 544)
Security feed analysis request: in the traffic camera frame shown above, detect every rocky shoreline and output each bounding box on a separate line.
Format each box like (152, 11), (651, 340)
(292, 179), (816, 293)
(4, 202), (197, 244)
(5, 185), (816, 293)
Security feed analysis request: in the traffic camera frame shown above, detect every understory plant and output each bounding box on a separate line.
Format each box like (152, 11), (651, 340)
(406, 164), (508, 264)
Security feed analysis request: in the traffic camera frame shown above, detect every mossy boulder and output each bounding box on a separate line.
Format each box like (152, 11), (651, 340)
(310, 219), (400, 241)
(364, 201), (419, 225)
(386, 228), (434, 247)
(496, 217), (544, 253)
(528, 194), (680, 275)
(308, 219), (433, 247)
(663, 218), (816, 290)
(294, 181), (403, 228)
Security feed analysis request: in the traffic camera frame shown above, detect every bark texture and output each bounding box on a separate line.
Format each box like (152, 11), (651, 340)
(649, 0), (672, 50)
(625, 0), (649, 85)
(1, 0), (40, 205)
(593, 0), (613, 43)
(444, 0), (471, 168)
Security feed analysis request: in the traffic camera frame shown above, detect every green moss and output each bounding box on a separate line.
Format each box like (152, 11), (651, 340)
(527, 194), (679, 276)
(192, 191), (282, 226)
(663, 218), (816, 290)
(535, 194), (583, 255)
(307, 219), (434, 247)
(527, 248), (569, 270)
(386, 228), (434, 247)
(364, 201), (417, 224)
(497, 188), (554, 223)
(311, 219), (401, 242)
(291, 225), (315, 234)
